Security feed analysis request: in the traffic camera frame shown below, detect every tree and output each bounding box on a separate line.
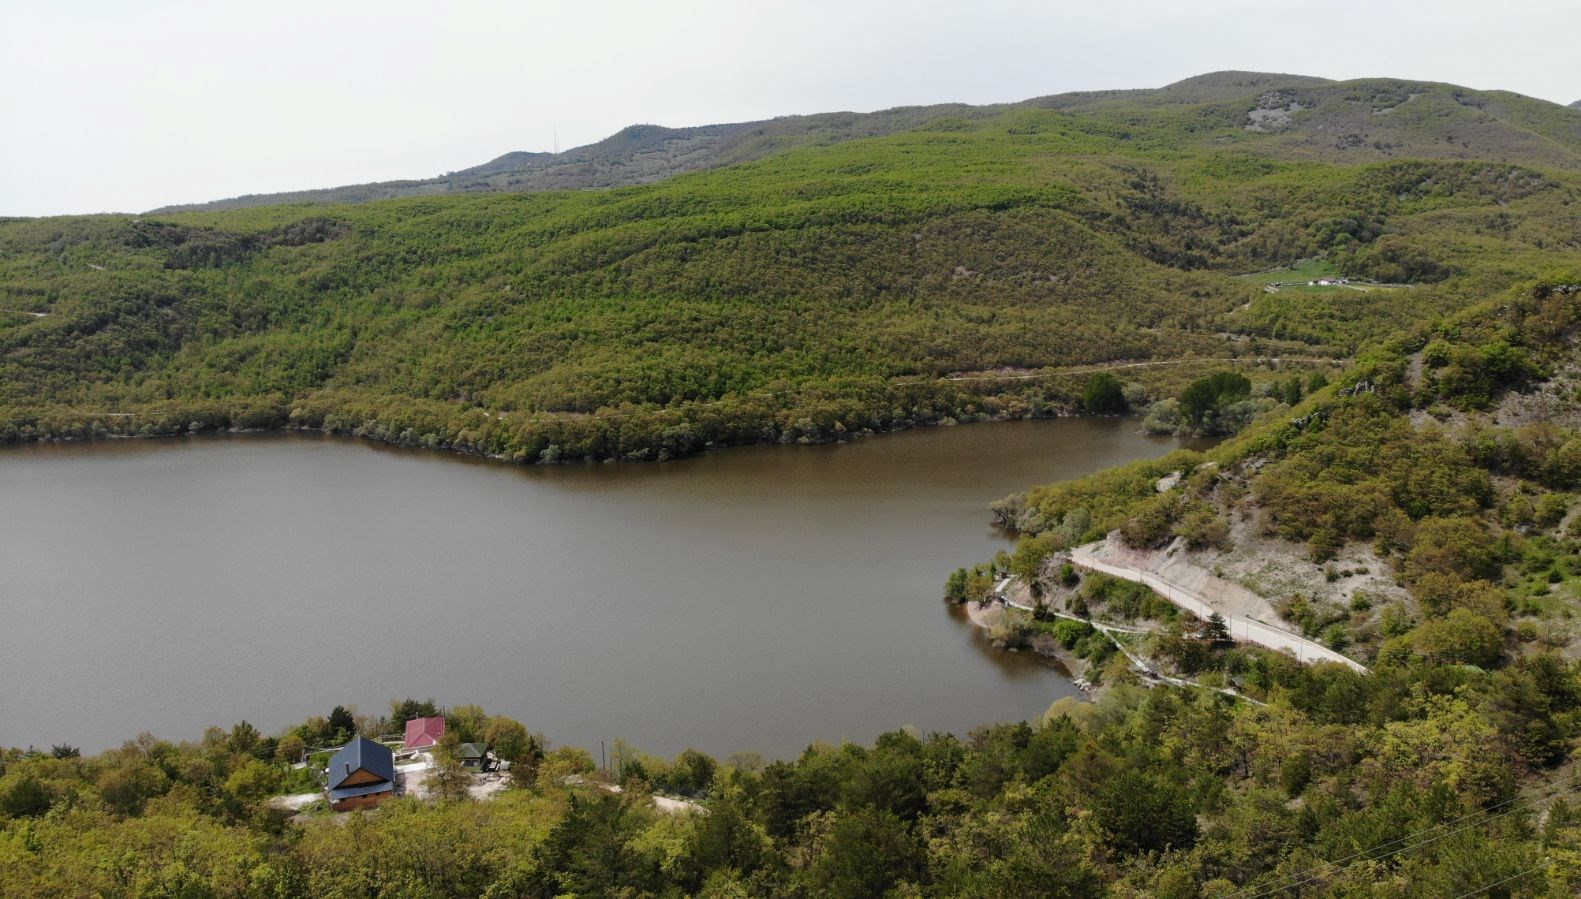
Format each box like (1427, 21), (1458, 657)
(1403, 517), (1499, 586)
(1205, 612), (1232, 645)
(389, 698), (439, 729)
(666, 749), (718, 797)
(446, 704), (490, 743)
(1280, 376), (1303, 406)
(1175, 500), (1230, 550)
(297, 716), (332, 746)
(482, 716), (535, 765)
(1411, 608), (1504, 667)
(1362, 692), (1513, 805)
(944, 567), (969, 602)
(228, 720), (260, 755)
(0, 773), (51, 818)
(327, 706), (356, 742)
(1179, 371), (1252, 433)
(224, 758), (281, 803)
(801, 807), (924, 898)
(1092, 769), (1199, 854)
(529, 793), (660, 896)
(275, 734), (306, 764)
(428, 733), (474, 803)
(98, 762), (170, 816)
(1082, 372), (1128, 414)
(682, 795), (768, 888)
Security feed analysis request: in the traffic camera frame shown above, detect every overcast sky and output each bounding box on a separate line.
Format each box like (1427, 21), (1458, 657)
(5, 0), (1579, 217)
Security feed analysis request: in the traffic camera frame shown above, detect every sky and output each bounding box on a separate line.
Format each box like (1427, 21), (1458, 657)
(4, 0), (1579, 217)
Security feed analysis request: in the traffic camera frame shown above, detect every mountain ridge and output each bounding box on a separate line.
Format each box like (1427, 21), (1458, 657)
(150, 71), (1581, 214)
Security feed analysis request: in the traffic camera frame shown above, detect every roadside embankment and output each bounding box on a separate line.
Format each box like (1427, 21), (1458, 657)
(1069, 534), (1368, 672)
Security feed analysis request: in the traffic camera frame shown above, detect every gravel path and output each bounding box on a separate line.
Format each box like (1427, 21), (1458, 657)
(1070, 538), (1367, 673)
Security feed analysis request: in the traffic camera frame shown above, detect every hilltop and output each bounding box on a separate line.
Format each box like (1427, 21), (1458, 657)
(150, 104), (1009, 213)
(153, 71), (1581, 213)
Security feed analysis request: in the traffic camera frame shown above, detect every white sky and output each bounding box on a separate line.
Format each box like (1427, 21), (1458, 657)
(4, 0), (1579, 217)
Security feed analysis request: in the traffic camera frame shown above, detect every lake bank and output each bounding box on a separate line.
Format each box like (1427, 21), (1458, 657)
(2, 402), (1112, 466)
(1, 419), (1199, 757)
(0, 353), (1303, 466)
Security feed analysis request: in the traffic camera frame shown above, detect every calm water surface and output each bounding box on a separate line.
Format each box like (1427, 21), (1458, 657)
(1, 420), (1195, 757)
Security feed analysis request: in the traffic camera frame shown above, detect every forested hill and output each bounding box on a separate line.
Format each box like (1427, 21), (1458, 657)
(3, 72), (1580, 461)
(936, 274), (1581, 893)
(152, 71), (1581, 213)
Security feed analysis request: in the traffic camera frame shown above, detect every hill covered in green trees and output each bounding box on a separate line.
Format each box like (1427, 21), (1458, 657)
(928, 274), (1581, 894)
(4, 72), (1579, 461)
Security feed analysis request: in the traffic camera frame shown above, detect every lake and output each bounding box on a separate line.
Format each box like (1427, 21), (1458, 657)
(0, 419), (1196, 758)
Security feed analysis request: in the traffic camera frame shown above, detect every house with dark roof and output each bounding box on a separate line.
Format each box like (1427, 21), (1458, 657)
(403, 716), (446, 751)
(458, 742), (495, 771)
(325, 737), (397, 811)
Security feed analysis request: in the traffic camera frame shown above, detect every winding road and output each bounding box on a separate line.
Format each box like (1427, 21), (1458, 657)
(1068, 541), (1368, 673)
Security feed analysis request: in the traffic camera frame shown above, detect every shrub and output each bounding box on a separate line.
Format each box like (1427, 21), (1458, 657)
(1142, 398), (1182, 435)
(1410, 608), (1504, 667)
(1049, 618), (1096, 650)
(1175, 501), (1231, 550)
(1120, 494), (1181, 548)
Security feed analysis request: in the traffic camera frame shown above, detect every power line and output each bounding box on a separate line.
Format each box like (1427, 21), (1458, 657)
(1235, 791), (1553, 899)
(1227, 773), (1581, 899)
(1446, 861), (1547, 899)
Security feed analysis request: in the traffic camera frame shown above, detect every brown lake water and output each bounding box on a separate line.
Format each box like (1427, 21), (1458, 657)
(0, 419), (1196, 758)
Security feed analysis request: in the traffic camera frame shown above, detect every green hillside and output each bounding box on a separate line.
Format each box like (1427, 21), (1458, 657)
(5, 75), (1579, 460)
(909, 274), (1581, 894)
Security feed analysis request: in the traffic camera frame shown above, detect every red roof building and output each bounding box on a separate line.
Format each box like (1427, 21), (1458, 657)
(403, 716), (446, 750)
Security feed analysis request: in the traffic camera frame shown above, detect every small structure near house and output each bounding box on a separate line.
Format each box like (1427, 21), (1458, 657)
(325, 737), (397, 811)
(403, 716), (446, 751)
(457, 742), (495, 772)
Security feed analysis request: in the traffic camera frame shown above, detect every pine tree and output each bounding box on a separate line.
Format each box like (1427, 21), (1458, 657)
(1205, 612), (1232, 645)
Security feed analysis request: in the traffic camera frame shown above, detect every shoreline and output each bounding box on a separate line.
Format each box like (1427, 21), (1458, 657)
(957, 579), (1276, 707)
(0, 354), (1323, 465)
(0, 406), (1126, 466)
(961, 599), (1099, 699)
